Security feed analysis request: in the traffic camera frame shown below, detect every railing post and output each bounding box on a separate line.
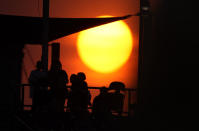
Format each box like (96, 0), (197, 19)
(128, 90), (131, 117)
(21, 85), (25, 111)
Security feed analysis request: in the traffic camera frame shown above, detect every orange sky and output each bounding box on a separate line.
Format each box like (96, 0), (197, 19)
(0, 0), (140, 87)
(0, 0), (140, 111)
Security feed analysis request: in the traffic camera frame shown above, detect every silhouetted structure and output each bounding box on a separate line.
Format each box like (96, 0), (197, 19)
(0, 14), (131, 44)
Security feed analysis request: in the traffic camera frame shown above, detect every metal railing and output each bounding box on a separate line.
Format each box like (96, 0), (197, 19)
(17, 84), (136, 117)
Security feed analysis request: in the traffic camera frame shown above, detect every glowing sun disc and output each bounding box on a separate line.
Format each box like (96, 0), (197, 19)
(77, 16), (133, 73)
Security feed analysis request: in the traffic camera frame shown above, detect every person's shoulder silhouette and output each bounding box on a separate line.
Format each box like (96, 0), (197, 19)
(29, 61), (46, 86)
(92, 87), (111, 114)
(48, 60), (68, 88)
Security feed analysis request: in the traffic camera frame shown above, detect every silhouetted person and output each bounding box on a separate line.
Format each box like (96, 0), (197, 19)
(92, 87), (112, 119)
(67, 74), (79, 111)
(68, 73), (91, 114)
(92, 87), (116, 131)
(77, 72), (92, 106)
(28, 61), (47, 112)
(48, 60), (69, 112)
(108, 81), (125, 116)
(67, 73), (92, 130)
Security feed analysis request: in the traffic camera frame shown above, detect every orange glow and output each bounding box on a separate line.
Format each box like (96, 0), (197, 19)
(20, 0), (140, 113)
(77, 16), (133, 73)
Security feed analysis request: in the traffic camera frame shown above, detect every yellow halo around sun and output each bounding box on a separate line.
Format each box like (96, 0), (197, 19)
(77, 16), (133, 73)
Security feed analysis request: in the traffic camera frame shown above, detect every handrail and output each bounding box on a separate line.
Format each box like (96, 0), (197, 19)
(17, 84), (137, 91)
(17, 83), (137, 117)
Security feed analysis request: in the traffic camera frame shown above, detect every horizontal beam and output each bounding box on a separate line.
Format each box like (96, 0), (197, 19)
(17, 84), (137, 91)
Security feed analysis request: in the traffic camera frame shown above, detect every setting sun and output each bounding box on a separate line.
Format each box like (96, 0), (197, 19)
(77, 16), (133, 73)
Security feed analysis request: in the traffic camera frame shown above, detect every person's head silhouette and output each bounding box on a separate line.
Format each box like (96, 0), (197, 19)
(77, 72), (86, 81)
(70, 74), (78, 84)
(109, 81), (125, 93)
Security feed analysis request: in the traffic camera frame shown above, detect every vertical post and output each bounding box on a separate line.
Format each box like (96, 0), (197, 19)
(51, 42), (60, 65)
(137, 0), (144, 107)
(42, 0), (49, 72)
(128, 90), (131, 117)
(22, 85), (24, 111)
(136, 0), (151, 121)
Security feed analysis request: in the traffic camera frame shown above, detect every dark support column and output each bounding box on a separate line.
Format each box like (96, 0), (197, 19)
(136, 0), (153, 129)
(137, 0), (151, 106)
(137, 0), (144, 111)
(51, 42), (60, 64)
(41, 0), (49, 72)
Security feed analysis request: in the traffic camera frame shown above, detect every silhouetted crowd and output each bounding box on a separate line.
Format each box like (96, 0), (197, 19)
(28, 60), (126, 131)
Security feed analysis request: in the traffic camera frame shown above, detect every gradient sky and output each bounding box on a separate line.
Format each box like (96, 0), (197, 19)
(0, 0), (139, 17)
(0, 0), (140, 109)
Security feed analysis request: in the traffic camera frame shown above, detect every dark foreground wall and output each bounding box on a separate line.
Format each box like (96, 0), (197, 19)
(136, 0), (194, 130)
(0, 43), (24, 131)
